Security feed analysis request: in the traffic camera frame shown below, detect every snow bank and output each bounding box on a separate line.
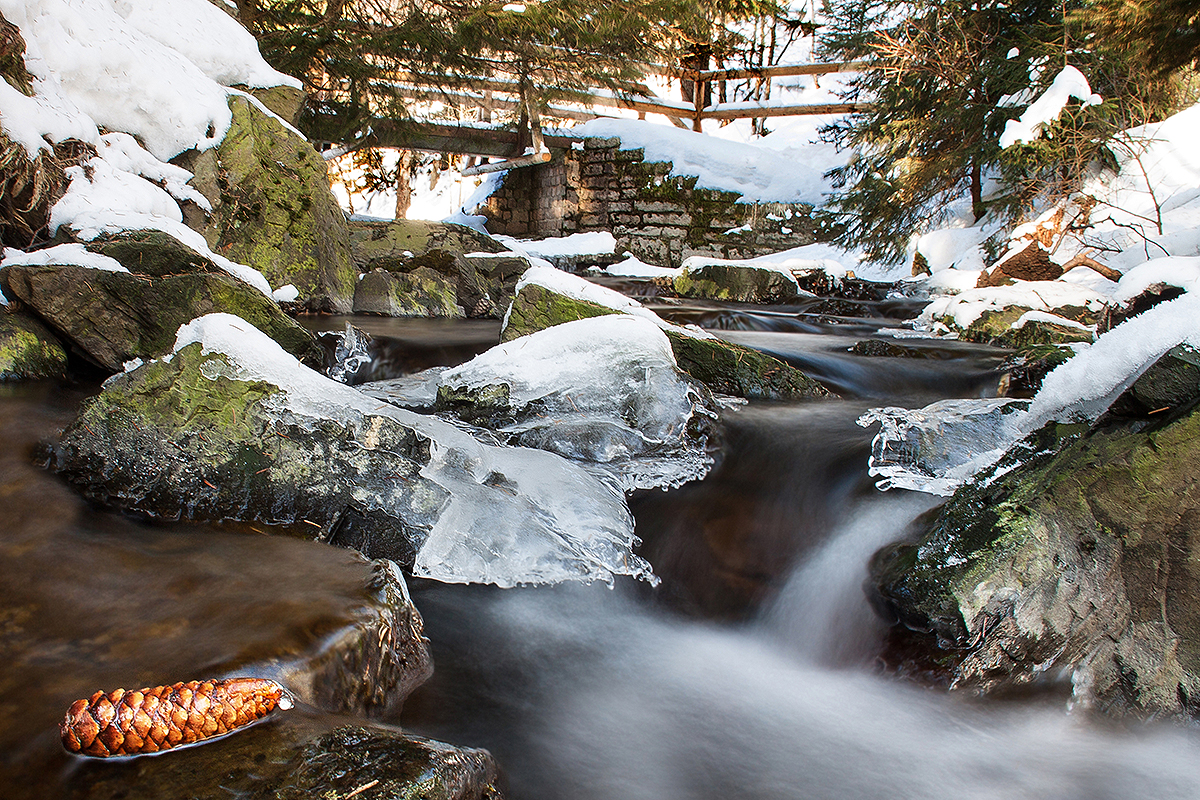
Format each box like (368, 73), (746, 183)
(572, 117), (840, 204)
(1, 0), (295, 160)
(918, 280), (1108, 331)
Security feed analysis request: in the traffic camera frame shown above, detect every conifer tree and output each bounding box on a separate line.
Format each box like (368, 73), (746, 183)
(818, 0), (1180, 264)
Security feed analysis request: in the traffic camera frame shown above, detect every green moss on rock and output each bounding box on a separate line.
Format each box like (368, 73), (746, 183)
(672, 264), (801, 304)
(1, 263), (319, 370)
(50, 343), (449, 569)
(0, 308), (67, 380)
(501, 283), (615, 342)
(664, 329), (831, 401)
(872, 400), (1200, 718)
(180, 96), (356, 312)
(348, 218), (507, 269)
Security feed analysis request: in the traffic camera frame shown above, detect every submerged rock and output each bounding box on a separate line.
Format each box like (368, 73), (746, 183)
(502, 274), (829, 401)
(869, 381), (1200, 718)
(51, 313), (653, 588)
(58, 712), (502, 800)
(0, 262), (319, 370)
(275, 724), (502, 800)
(179, 95), (356, 313)
(0, 307), (67, 380)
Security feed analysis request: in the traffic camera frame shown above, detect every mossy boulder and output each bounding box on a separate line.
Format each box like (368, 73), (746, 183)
(672, 263), (801, 304)
(347, 218), (507, 269)
(501, 281), (830, 400)
(179, 95), (355, 312)
(0, 263), (320, 371)
(960, 306), (1096, 349)
(0, 307), (67, 380)
(85, 230), (217, 277)
(663, 329), (830, 400)
(870, 388), (1200, 718)
(49, 341), (450, 567)
(353, 267), (463, 317)
(501, 282), (615, 343)
(348, 222), (525, 318)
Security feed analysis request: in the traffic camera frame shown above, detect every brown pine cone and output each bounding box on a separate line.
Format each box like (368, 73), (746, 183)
(60, 677), (292, 758)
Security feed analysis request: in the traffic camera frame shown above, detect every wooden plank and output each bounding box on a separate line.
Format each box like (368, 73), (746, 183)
(689, 60), (870, 81)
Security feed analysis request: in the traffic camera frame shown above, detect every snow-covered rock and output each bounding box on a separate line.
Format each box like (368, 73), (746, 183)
(50, 313), (655, 588)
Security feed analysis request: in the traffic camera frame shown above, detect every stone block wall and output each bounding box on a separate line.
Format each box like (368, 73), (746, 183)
(481, 137), (833, 268)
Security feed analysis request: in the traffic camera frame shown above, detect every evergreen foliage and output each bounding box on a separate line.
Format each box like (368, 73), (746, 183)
(1077, 0), (1200, 77)
(819, 0), (1187, 264)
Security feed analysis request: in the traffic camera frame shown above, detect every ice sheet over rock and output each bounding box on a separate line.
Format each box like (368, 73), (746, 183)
(173, 314), (655, 587)
(858, 399), (1030, 496)
(366, 315), (717, 491)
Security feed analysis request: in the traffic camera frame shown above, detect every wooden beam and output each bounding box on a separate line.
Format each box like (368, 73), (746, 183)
(688, 60), (870, 81)
(461, 151), (553, 176)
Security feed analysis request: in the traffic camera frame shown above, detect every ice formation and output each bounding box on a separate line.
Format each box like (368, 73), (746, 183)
(369, 315), (718, 492)
(173, 314), (656, 587)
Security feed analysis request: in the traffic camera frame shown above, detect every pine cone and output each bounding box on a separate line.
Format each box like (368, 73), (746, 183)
(60, 678), (292, 758)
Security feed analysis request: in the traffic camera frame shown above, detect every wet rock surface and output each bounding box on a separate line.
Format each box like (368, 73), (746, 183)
(61, 713), (502, 800)
(869, 367), (1200, 717)
(0, 263), (320, 370)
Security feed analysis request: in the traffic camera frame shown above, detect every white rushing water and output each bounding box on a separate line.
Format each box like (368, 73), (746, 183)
(412, 490), (1200, 800)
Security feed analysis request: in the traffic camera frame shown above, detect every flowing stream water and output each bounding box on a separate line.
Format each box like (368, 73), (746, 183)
(4, 300), (1200, 798)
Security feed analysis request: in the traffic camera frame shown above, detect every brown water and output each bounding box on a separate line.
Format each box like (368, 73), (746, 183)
(0, 382), (402, 799)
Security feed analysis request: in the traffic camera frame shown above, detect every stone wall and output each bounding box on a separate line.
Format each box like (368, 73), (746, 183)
(481, 136), (833, 267)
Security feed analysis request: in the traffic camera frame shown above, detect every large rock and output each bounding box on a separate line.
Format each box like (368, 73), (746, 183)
(0, 307), (67, 380)
(351, 235), (528, 319)
(0, 262), (319, 370)
(502, 281), (830, 401)
(672, 263), (801, 304)
(54, 715), (502, 800)
(49, 314), (654, 588)
(348, 218), (507, 268)
(50, 340), (448, 552)
(353, 267), (464, 317)
(179, 95), (356, 312)
(869, 365), (1200, 718)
